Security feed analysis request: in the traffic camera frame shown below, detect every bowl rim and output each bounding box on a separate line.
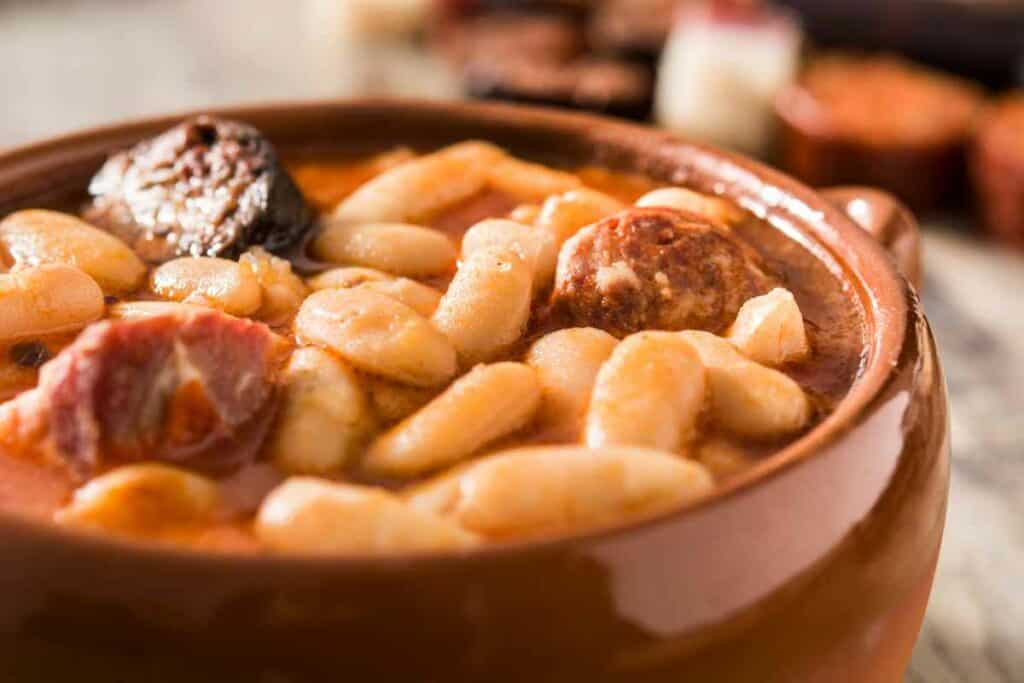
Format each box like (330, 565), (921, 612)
(0, 98), (912, 569)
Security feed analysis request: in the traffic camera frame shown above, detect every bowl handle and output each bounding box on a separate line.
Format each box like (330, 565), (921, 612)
(820, 186), (922, 289)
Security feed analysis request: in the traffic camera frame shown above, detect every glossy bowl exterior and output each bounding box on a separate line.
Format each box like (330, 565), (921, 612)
(0, 101), (948, 682)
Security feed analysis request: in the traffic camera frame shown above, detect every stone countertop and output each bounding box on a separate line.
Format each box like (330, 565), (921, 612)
(1, 1), (1021, 680)
(907, 226), (1023, 683)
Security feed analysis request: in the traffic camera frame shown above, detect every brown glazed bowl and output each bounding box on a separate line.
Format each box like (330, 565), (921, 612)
(0, 100), (947, 682)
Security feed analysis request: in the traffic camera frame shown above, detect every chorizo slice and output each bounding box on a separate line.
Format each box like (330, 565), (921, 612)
(550, 206), (773, 336)
(0, 309), (287, 477)
(85, 116), (313, 262)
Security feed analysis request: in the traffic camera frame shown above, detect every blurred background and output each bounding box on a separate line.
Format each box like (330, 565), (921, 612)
(1, 1), (1022, 681)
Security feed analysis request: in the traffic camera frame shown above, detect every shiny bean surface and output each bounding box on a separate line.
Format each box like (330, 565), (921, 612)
(312, 220), (456, 278)
(486, 156), (582, 200)
(256, 478), (476, 555)
(535, 188), (625, 248)
(107, 300), (208, 320)
(407, 445), (714, 538)
(268, 348), (376, 475)
(586, 332), (707, 453)
(295, 288), (456, 387)
(461, 218), (556, 290)
(239, 247), (309, 324)
(356, 278), (443, 318)
(726, 288), (809, 367)
(432, 247), (533, 366)
(364, 362), (540, 477)
(307, 266), (392, 291)
(0, 210), (146, 294)
(334, 141), (505, 224)
(679, 331), (811, 439)
(0, 265), (104, 341)
(306, 265), (441, 316)
(55, 464), (219, 537)
(635, 187), (744, 225)
(526, 328), (618, 440)
(150, 256), (262, 316)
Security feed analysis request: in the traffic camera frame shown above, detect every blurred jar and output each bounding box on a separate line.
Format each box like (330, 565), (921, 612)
(655, 0), (802, 155)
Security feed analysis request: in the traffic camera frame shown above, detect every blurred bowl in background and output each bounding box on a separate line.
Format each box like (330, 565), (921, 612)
(775, 54), (984, 212)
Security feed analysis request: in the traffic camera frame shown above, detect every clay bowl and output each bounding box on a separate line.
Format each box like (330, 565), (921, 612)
(0, 100), (947, 682)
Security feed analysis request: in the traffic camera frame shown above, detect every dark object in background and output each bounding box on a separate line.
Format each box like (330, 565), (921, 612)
(434, 6), (654, 120)
(971, 94), (1024, 248)
(775, 55), (983, 212)
(775, 0), (1024, 88)
(434, 10), (585, 65)
(466, 56), (654, 120)
(472, 0), (681, 59)
(86, 116), (313, 263)
(473, 0), (594, 18)
(587, 0), (680, 59)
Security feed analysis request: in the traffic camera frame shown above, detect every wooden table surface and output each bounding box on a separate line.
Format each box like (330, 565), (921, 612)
(1, 1), (1021, 680)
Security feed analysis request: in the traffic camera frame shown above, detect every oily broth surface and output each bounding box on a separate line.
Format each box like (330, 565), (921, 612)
(0, 149), (865, 551)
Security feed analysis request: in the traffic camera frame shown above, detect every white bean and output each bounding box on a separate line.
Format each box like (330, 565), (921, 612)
(306, 266), (442, 317)
(334, 141), (505, 224)
(507, 204), (541, 225)
(363, 362), (540, 477)
(726, 288), (809, 367)
(268, 348), (376, 474)
(0, 210), (146, 294)
(107, 300), (208, 320)
(365, 376), (440, 424)
(461, 218), (557, 290)
(356, 279), (443, 318)
(679, 331), (811, 439)
(54, 464), (219, 536)
(255, 478), (476, 555)
(695, 438), (752, 481)
(486, 156), (581, 200)
(526, 328), (618, 440)
(239, 247), (310, 324)
(406, 445), (714, 538)
(295, 288), (456, 387)
(312, 220), (456, 278)
(636, 187), (744, 225)
(150, 256), (262, 316)
(0, 265), (104, 341)
(535, 188), (625, 247)
(307, 266), (392, 291)
(432, 247), (533, 366)
(586, 332), (706, 453)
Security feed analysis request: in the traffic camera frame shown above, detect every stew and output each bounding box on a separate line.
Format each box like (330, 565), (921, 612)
(0, 116), (865, 555)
